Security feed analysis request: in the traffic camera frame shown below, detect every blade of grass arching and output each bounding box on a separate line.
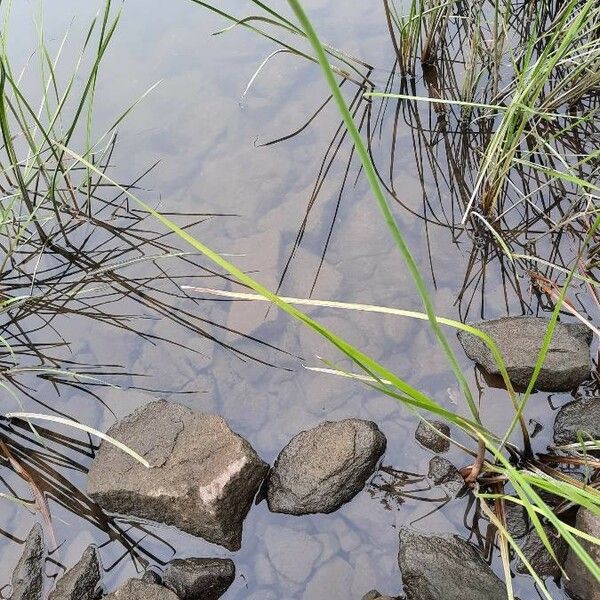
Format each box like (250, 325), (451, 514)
(56, 144), (492, 440)
(188, 1), (370, 86)
(181, 286), (529, 443)
(284, 0), (479, 422)
(5, 413), (150, 468)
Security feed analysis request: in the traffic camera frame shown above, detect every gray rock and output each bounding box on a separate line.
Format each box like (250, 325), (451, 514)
(163, 557), (235, 600)
(564, 508), (600, 600)
(415, 421), (450, 453)
(361, 591), (399, 600)
(515, 524), (568, 578)
(398, 529), (505, 600)
(554, 397), (600, 445)
(11, 523), (45, 600)
(87, 400), (269, 551)
(104, 579), (179, 600)
(457, 317), (592, 391)
(267, 419), (386, 515)
(49, 545), (102, 600)
(504, 503), (528, 540)
(427, 457), (463, 496)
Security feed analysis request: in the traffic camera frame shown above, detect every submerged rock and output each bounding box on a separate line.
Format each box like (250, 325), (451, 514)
(49, 545), (102, 600)
(504, 503), (528, 540)
(87, 400), (269, 551)
(427, 457), (463, 496)
(361, 590), (399, 600)
(11, 523), (45, 600)
(398, 529), (505, 600)
(414, 421), (450, 453)
(163, 557), (235, 600)
(105, 579), (179, 600)
(515, 524), (568, 579)
(564, 508), (600, 600)
(554, 397), (600, 445)
(267, 419), (386, 515)
(457, 317), (592, 392)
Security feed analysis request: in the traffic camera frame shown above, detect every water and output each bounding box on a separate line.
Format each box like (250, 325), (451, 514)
(0, 1), (596, 599)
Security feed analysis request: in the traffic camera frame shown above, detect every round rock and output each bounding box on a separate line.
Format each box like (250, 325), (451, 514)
(10, 523), (45, 600)
(105, 580), (179, 600)
(267, 419), (386, 515)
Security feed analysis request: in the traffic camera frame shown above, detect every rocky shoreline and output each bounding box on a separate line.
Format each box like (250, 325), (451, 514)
(6, 317), (599, 599)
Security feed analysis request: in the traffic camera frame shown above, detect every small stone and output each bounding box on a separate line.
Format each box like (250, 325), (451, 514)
(361, 591), (398, 600)
(554, 397), (600, 445)
(267, 419), (386, 515)
(564, 508), (600, 600)
(104, 579), (179, 600)
(415, 421), (450, 453)
(457, 317), (592, 392)
(398, 529), (505, 600)
(49, 545), (102, 600)
(163, 557), (235, 600)
(141, 570), (162, 585)
(11, 523), (45, 600)
(87, 400), (269, 550)
(515, 524), (568, 578)
(504, 503), (528, 540)
(427, 457), (463, 496)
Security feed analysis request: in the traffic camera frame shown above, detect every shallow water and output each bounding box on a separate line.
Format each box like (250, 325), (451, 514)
(0, 2), (596, 599)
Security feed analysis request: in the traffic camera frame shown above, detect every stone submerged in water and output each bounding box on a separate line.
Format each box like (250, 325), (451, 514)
(398, 529), (505, 600)
(457, 317), (592, 392)
(105, 579), (179, 600)
(427, 456), (463, 496)
(49, 545), (102, 600)
(414, 420), (450, 453)
(11, 523), (45, 600)
(162, 557), (235, 600)
(267, 419), (386, 515)
(564, 508), (600, 600)
(515, 524), (568, 579)
(553, 397), (600, 445)
(87, 400), (269, 551)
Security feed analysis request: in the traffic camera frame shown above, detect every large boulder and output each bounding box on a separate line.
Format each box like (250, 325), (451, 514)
(11, 523), (45, 600)
(554, 397), (600, 445)
(163, 557), (235, 600)
(398, 529), (505, 600)
(564, 508), (600, 600)
(104, 580), (178, 600)
(267, 419), (386, 515)
(49, 545), (102, 600)
(87, 400), (269, 550)
(457, 317), (592, 392)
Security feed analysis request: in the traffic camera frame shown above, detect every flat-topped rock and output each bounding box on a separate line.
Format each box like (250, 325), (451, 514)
(267, 419), (386, 515)
(457, 317), (592, 391)
(87, 400), (269, 550)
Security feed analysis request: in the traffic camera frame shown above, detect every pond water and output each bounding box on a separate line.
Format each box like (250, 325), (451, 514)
(0, 1), (596, 599)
